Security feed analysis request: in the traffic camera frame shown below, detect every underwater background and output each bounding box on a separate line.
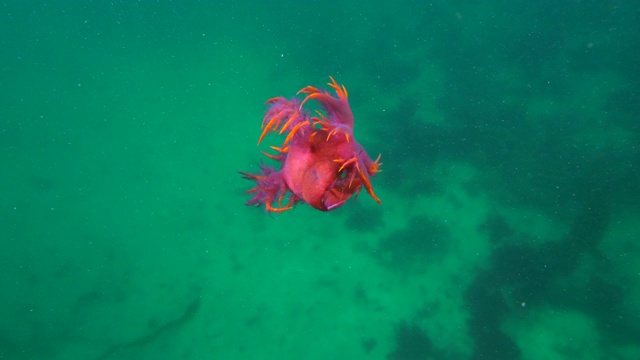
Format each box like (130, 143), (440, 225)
(1, 1), (639, 359)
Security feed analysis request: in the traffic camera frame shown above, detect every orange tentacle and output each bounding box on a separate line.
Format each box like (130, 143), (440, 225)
(299, 93), (324, 109)
(369, 154), (382, 174)
(283, 120), (309, 146)
(278, 112), (298, 135)
(260, 150), (282, 160)
(356, 163), (381, 204)
(265, 96), (283, 104)
(265, 200), (293, 213)
(327, 76), (348, 99)
(337, 156), (358, 172)
(258, 117), (277, 144)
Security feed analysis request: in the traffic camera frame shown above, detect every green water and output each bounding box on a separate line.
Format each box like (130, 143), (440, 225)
(1, 2), (638, 359)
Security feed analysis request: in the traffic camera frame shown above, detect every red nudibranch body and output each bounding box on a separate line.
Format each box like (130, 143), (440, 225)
(240, 77), (381, 212)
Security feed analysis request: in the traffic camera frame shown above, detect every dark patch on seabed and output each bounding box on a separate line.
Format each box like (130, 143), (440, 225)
(387, 321), (442, 360)
(375, 215), (450, 274)
(463, 192), (640, 359)
(95, 296), (201, 360)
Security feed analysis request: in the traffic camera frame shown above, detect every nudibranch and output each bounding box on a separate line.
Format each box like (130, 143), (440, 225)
(240, 77), (381, 212)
